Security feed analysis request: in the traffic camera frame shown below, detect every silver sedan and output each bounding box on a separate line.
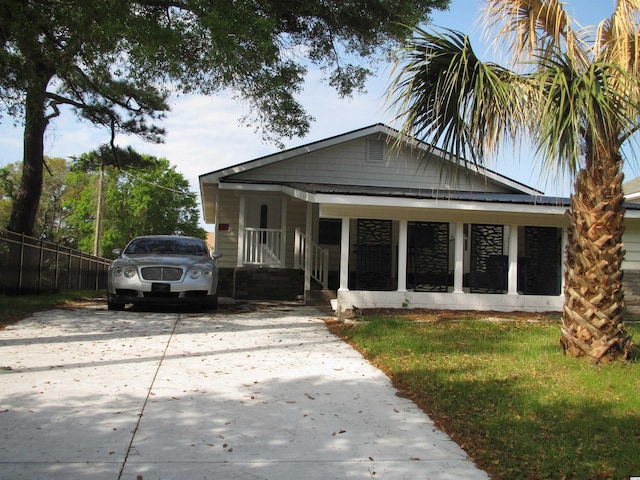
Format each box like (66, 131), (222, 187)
(107, 235), (221, 311)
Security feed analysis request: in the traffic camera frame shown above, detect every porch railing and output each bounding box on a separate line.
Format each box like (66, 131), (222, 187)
(294, 228), (329, 290)
(244, 227), (282, 266)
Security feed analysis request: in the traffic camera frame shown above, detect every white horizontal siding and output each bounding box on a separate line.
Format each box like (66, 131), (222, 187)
(230, 136), (514, 194)
(623, 222), (640, 270)
(216, 190), (240, 268)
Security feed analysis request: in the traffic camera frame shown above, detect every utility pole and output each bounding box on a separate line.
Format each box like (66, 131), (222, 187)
(93, 160), (104, 257)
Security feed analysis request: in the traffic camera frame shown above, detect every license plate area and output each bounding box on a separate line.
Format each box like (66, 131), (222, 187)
(152, 283), (171, 293)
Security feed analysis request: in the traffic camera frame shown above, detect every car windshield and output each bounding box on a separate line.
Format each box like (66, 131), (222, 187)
(124, 237), (209, 256)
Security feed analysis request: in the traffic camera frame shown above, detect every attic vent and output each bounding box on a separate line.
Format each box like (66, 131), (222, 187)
(366, 138), (385, 163)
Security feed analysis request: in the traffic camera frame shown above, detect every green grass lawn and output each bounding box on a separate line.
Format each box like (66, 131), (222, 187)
(328, 314), (640, 480)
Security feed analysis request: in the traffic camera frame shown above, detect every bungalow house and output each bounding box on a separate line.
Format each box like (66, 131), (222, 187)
(199, 124), (640, 315)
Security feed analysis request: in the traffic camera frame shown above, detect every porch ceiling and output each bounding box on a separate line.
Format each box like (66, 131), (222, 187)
(319, 203), (568, 227)
(283, 183), (571, 225)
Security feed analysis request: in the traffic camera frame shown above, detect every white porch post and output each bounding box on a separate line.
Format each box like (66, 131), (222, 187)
(304, 203), (312, 293)
(279, 198), (287, 267)
(397, 220), (408, 292)
(453, 222), (464, 293)
(508, 225), (519, 295)
(214, 188), (221, 252)
(237, 196), (246, 267)
(339, 217), (350, 291)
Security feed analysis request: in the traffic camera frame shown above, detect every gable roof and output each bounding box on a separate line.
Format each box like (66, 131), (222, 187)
(199, 123), (542, 196)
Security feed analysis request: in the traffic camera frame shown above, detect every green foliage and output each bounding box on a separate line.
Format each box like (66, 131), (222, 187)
(1, 157), (72, 240)
(106, 159), (206, 253)
(0, 163), (19, 228)
(1, 0), (449, 235)
(1, 149), (206, 254)
(71, 145), (153, 173)
(66, 151), (206, 255)
(334, 316), (640, 479)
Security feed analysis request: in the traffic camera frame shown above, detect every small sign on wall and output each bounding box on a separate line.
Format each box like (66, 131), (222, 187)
(218, 224), (230, 231)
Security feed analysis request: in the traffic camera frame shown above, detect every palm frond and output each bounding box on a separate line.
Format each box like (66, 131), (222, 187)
(482, 0), (587, 68)
(386, 27), (524, 166)
(531, 55), (638, 174)
(596, 0), (640, 79)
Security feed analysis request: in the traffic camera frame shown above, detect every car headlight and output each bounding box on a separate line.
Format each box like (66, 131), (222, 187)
(113, 266), (136, 278)
(189, 267), (213, 279)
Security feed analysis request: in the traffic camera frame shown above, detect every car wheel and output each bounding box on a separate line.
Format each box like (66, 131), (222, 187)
(205, 295), (218, 311)
(107, 298), (125, 311)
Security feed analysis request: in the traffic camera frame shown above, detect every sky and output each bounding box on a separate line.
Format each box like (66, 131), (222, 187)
(0, 1), (628, 229)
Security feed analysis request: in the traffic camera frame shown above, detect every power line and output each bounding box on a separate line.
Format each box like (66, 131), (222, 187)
(121, 171), (197, 198)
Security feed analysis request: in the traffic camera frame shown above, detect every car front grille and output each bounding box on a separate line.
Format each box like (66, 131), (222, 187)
(141, 267), (183, 281)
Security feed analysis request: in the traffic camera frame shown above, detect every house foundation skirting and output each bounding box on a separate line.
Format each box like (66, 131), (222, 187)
(231, 266), (304, 300)
(337, 290), (564, 316)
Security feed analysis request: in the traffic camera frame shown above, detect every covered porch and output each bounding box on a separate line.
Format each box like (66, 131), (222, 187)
(222, 187), (568, 314)
(316, 193), (568, 315)
(334, 219), (565, 314)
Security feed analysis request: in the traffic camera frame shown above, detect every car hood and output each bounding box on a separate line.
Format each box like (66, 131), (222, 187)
(117, 255), (213, 266)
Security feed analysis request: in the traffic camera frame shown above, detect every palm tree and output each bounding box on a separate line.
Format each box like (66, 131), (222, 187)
(387, 0), (638, 362)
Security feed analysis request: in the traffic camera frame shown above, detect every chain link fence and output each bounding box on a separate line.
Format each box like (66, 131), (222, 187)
(0, 229), (110, 295)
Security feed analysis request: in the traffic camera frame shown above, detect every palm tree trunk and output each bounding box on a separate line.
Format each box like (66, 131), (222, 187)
(561, 151), (633, 362)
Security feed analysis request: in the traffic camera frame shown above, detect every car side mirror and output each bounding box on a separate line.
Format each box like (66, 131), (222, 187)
(211, 251), (223, 259)
(112, 248), (122, 257)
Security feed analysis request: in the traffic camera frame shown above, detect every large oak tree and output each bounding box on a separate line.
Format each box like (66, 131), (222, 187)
(0, 0), (449, 236)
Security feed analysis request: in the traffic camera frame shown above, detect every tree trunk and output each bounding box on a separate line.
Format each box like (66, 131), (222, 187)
(7, 79), (50, 236)
(561, 151), (633, 362)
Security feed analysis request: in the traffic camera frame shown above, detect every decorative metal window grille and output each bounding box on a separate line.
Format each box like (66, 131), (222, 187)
(356, 219), (392, 290)
(469, 224), (507, 293)
(408, 222), (450, 292)
(522, 226), (561, 295)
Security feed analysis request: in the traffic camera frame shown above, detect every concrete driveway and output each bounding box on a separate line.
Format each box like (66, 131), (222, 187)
(0, 300), (489, 480)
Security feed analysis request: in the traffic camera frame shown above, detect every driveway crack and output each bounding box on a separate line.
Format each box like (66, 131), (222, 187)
(118, 313), (181, 479)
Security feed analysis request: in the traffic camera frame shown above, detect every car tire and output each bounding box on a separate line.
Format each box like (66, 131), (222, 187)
(205, 295), (218, 311)
(107, 298), (125, 311)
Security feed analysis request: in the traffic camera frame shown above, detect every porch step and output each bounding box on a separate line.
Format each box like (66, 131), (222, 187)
(305, 289), (337, 307)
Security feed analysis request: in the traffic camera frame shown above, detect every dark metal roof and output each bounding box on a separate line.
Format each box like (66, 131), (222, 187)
(282, 182), (571, 206)
(222, 178), (640, 210)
